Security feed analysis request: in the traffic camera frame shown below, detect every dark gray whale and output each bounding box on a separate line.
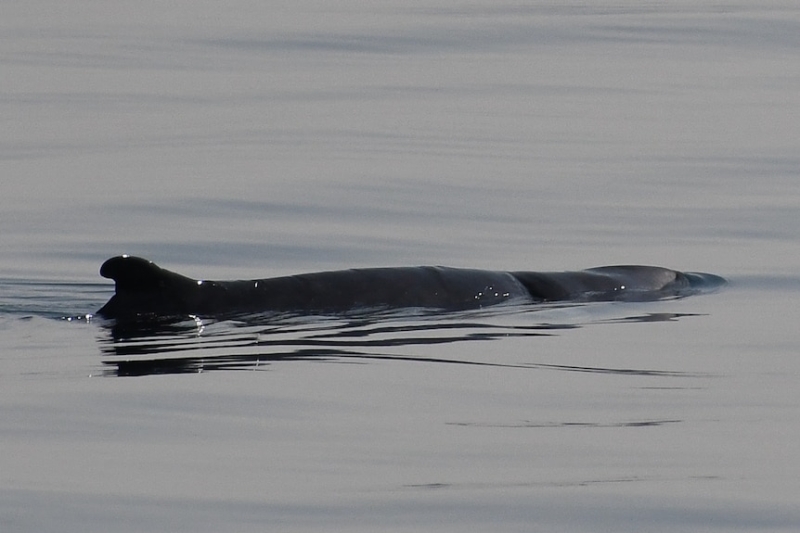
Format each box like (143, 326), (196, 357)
(96, 256), (725, 320)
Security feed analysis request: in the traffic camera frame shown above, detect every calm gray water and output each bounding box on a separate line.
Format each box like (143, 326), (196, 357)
(2, 1), (800, 531)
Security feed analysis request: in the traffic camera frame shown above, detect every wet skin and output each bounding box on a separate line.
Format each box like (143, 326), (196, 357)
(96, 255), (726, 321)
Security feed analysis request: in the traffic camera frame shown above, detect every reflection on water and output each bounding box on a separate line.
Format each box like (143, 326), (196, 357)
(95, 304), (706, 377)
(0, 279), (109, 320)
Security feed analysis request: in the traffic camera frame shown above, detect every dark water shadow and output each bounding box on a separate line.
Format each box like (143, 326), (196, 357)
(94, 303), (709, 377)
(447, 419), (682, 429)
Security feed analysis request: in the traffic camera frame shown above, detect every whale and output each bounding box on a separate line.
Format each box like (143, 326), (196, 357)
(95, 255), (725, 320)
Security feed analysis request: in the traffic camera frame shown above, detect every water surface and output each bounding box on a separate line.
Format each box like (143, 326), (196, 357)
(2, 1), (800, 531)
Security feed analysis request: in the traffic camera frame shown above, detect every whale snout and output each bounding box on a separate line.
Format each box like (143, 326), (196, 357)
(683, 272), (727, 291)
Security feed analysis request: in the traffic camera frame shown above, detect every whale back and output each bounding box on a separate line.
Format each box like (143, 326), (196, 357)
(96, 260), (531, 319)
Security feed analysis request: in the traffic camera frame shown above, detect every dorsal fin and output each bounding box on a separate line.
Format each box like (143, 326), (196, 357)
(100, 255), (194, 292)
(97, 256), (201, 319)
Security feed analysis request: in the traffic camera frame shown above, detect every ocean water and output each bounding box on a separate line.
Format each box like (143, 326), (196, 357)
(2, 1), (800, 531)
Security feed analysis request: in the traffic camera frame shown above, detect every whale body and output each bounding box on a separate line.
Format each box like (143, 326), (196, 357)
(95, 255), (725, 321)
